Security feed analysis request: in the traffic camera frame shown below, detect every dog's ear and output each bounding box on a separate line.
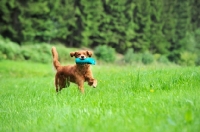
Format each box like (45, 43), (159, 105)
(70, 52), (76, 57)
(87, 51), (93, 57)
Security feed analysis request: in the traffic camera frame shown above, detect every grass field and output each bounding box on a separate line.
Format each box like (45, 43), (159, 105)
(0, 60), (200, 132)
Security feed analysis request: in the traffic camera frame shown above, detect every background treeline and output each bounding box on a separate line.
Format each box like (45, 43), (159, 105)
(0, 0), (200, 65)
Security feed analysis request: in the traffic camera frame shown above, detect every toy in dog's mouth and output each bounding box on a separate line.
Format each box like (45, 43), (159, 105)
(75, 58), (96, 65)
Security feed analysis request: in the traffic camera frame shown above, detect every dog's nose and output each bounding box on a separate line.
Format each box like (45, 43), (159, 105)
(81, 56), (85, 59)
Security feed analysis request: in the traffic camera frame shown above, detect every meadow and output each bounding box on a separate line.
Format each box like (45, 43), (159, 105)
(0, 60), (200, 132)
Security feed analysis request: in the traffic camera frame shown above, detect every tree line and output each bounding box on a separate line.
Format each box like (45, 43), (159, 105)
(0, 0), (200, 63)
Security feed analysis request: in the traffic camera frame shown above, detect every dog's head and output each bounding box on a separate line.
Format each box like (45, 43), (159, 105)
(70, 50), (93, 60)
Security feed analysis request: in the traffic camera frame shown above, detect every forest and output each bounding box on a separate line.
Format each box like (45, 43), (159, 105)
(0, 0), (200, 65)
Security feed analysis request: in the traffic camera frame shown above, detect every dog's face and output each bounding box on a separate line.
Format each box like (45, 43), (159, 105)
(70, 50), (92, 60)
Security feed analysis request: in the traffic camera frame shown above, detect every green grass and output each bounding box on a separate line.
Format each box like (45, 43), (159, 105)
(0, 60), (200, 132)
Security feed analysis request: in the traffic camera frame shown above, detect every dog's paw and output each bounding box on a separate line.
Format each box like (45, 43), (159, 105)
(92, 80), (97, 88)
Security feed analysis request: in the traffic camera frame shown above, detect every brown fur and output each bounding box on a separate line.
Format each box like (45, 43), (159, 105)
(51, 47), (97, 93)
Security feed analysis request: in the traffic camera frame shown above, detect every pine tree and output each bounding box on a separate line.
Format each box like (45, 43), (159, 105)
(100, 0), (132, 52)
(18, 1), (53, 42)
(123, 1), (138, 52)
(162, 0), (177, 50)
(132, 0), (151, 52)
(75, 0), (104, 47)
(148, 0), (170, 54)
(0, 0), (76, 44)
(168, 0), (191, 62)
(191, 0), (200, 30)
(48, 0), (76, 46)
(0, 0), (21, 42)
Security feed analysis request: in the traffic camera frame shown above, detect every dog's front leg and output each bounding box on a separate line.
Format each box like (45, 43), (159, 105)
(78, 84), (84, 93)
(77, 81), (84, 93)
(92, 79), (97, 88)
(87, 78), (97, 88)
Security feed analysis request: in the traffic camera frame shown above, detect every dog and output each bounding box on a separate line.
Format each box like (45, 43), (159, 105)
(51, 47), (97, 93)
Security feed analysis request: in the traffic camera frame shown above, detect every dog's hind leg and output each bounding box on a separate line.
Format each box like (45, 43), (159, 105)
(55, 73), (66, 92)
(55, 74), (59, 92)
(65, 77), (70, 87)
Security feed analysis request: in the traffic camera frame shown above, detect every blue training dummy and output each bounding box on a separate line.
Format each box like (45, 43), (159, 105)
(75, 58), (96, 65)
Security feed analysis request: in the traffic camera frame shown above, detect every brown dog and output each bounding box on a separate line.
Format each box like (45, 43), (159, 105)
(51, 47), (97, 93)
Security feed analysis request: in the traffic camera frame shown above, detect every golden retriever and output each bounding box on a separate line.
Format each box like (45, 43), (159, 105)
(51, 47), (97, 93)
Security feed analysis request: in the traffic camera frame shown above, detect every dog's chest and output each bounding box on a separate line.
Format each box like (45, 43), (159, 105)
(76, 64), (90, 76)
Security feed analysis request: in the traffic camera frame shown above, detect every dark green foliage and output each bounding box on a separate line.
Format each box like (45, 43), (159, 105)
(168, 0), (192, 62)
(21, 44), (52, 63)
(21, 44), (74, 63)
(157, 56), (170, 64)
(94, 45), (116, 62)
(0, 36), (74, 63)
(133, 0), (151, 52)
(0, 36), (23, 60)
(76, 0), (105, 47)
(191, 0), (200, 31)
(142, 52), (154, 64)
(124, 48), (144, 64)
(148, 0), (170, 54)
(187, 29), (200, 65)
(55, 46), (75, 63)
(179, 51), (197, 66)
(0, 0), (76, 44)
(0, 0), (200, 65)
(123, 48), (155, 65)
(124, 48), (135, 63)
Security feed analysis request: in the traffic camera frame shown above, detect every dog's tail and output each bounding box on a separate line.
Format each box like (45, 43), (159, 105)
(51, 47), (61, 70)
